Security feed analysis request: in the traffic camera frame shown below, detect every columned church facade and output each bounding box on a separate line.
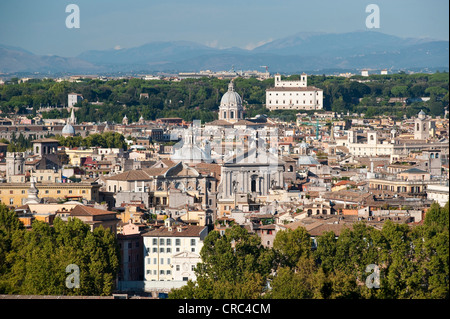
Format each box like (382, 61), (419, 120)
(217, 146), (285, 216)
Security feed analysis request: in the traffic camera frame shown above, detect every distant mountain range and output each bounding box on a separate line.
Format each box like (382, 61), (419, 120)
(1, 31), (448, 75)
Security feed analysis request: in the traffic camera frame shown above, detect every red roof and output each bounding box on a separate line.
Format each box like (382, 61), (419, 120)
(70, 205), (115, 216)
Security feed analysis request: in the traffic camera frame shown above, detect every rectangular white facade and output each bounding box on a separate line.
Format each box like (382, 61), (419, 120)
(427, 184), (450, 207)
(143, 226), (207, 282)
(68, 93), (82, 107)
(266, 74), (323, 111)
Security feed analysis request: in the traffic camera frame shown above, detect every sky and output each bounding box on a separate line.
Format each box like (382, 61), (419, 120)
(0, 0), (448, 57)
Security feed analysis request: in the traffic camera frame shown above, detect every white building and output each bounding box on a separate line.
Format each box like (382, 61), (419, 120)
(427, 184), (449, 207)
(142, 218), (208, 283)
(68, 93), (83, 108)
(346, 130), (394, 157)
(361, 70), (369, 77)
(414, 110), (436, 140)
(265, 73), (323, 111)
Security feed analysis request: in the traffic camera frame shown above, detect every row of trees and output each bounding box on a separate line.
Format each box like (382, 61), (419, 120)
(0, 204), (119, 295)
(54, 131), (128, 150)
(1, 72), (448, 123)
(0, 132), (34, 152)
(170, 201), (449, 299)
(0, 131), (128, 152)
(0, 201), (447, 298)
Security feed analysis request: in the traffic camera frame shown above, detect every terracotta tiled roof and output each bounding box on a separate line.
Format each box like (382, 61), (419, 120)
(70, 205), (115, 216)
(33, 138), (59, 143)
(205, 119), (233, 126)
(142, 225), (206, 237)
(106, 170), (153, 181)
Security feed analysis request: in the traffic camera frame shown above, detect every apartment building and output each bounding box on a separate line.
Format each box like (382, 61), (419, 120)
(142, 218), (208, 283)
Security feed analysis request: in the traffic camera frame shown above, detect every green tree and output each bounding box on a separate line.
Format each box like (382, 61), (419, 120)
(0, 207), (119, 296)
(170, 225), (273, 299)
(272, 226), (312, 268)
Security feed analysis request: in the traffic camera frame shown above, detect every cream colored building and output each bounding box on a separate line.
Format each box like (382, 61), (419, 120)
(427, 184), (449, 207)
(32, 169), (62, 183)
(64, 148), (96, 166)
(266, 74), (323, 111)
(347, 130), (394, 157)
(142, 219), (207, 282)
(0, 181), (101, 207)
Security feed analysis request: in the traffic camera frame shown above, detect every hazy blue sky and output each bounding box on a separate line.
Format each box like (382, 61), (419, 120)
(0, 0), (448, 57)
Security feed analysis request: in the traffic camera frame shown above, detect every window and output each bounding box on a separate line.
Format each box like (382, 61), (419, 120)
(191, 265), (195, 271)
(176, 265), (180, 271)
(166, 270), (171, 275)
(251, 179), (256, 192)
(160, 238), (164, 245)
(153, 247), (157, 253)
(167, 258), (171, 264)
(166, 238), (171, 245)
(160, 270), (165, 275)
(160, 248), (164, 253)
(176, 239), (181, 246)
(191, 239), (196, 246)
(166, 247), (171, 253)
(160, 258), (164, 265)
(153, 238), (157, 245)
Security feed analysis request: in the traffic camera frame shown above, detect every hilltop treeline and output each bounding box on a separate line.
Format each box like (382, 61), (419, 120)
(0, 72), (448, 124)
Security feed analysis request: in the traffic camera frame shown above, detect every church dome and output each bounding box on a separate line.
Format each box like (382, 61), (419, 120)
(62, 123), (75, 135)
(220, 81), (242, 108)
(418, 110), (426, 119)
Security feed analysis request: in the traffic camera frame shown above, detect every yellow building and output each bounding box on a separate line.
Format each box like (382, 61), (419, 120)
(64, 148), (95, 166)
(0, 182), (101, 207)
(32, 169), (62, 183)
